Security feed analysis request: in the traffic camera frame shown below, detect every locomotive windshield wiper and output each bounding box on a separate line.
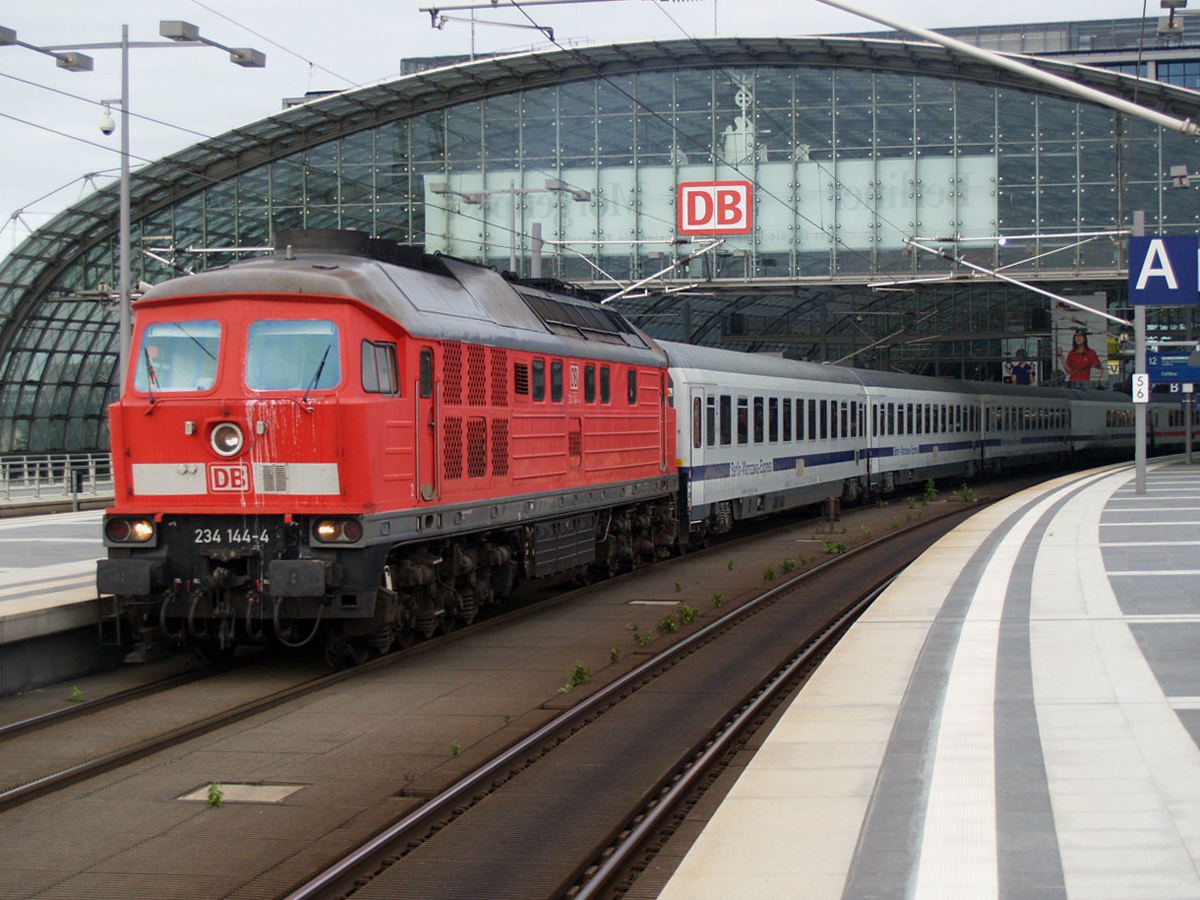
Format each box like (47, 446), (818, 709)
(300, 345), (332, 406)
(172, 322), (217, 361)
(143, 347), (158, 407)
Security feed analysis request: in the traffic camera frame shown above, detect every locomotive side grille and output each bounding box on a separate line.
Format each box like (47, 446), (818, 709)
(568, 428), (582, 461)
(467, 417), (487, 478)
(491, 348), (508, 407)
(513, 362), (529, 395)
(443, 341), (463, 406)
(467, 345), (487, 406)
(260, 463), (288, 493)
(444, 417), (463, 480)
(492, 418), (510, 476)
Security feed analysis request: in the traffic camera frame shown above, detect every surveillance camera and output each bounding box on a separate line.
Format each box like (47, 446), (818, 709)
(100, 109), (115, 136)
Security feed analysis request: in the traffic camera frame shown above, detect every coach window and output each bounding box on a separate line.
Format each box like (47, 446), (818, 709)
(706, 396), (716, 447)
(753, 397), (764, 442)
(600, 366), (611, 403)
(362, 341), (399, 395)
(551, 360), (563, 402)
(819, 400), (828, 440)
(737, 397), (749, 444)
(628, 369), (638, 405)
(720, 394), (732, 445)
(768, 397), (779, 442)
(585, 365), (596, 402)
(419, 349), (434, 398)
(830, 401), (839, 439)
(782, 397), (792, 441)
(693, 397), (703, 449)
(532, 359), (545, 401)
(807, 398), (816, 440)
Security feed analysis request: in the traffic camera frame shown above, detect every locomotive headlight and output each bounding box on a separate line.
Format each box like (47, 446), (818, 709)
(210, 422), (245, 457)
(313, 518), (364, 544)
(105, 517), (155, 544)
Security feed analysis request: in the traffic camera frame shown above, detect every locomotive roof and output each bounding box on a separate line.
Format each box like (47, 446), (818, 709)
(661, 340), (1110, 403)
(136, 231), (665, 367)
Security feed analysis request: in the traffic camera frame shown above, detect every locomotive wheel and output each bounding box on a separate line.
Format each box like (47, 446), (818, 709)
(323, 635), (373, 668)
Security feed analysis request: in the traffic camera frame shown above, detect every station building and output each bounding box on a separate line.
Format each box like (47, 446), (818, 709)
(2, 16), (1200, 454)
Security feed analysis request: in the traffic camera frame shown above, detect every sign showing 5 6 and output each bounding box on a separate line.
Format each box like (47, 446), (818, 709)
(1133, 373), (1151, 404)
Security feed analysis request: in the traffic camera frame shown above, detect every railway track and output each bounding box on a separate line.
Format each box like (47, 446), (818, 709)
(278, 504), (981, 900)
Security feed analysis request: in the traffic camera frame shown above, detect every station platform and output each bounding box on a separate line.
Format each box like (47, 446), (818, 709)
(657, 458), (1200, 900)
(0, 510), (116, 694)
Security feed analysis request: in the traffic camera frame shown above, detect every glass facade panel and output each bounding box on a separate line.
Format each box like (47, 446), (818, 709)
(5, 44), (1200, 452)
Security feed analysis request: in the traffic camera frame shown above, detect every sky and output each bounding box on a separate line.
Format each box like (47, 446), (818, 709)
(0, 0), (1164, 259)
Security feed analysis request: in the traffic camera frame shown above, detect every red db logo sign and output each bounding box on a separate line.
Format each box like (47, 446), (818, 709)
(678, 181), (753, 234)
(208, 463), (250, 492)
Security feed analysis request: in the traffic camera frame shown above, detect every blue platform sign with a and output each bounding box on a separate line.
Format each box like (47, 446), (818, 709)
(1147, 351), (1200, 383)
(1129, 236), (1200, 306)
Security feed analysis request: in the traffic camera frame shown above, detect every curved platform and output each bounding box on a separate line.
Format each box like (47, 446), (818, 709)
(658, 458), (1200, 900)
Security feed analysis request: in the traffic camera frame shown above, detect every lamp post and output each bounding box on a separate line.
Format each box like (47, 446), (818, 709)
(430, 178), (591, 276)
(2, 21), (265, 392)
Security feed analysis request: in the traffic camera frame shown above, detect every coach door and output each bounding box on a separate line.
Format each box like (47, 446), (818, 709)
(687, 387), (707, 506)
(416, 346), (437, 501)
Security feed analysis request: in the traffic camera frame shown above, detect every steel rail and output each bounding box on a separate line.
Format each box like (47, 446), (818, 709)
(280, 506), (975, 900)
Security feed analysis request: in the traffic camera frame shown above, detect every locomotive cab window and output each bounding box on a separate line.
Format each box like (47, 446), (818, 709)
(362, 341), (399, 395)
(627, 369), (638, 405)
(585, 365), (596, 402)
(601, 366), (611, 403)
(247, 320), (339, 392)
(135, 320), (220, 393)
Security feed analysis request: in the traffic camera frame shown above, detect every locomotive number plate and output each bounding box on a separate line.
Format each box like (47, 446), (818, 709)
(193, 527), (270, 545)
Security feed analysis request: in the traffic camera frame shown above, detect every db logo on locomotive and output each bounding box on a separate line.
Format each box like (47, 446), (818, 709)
(208, 463), (251, 492)
(677, 181), (754, 235)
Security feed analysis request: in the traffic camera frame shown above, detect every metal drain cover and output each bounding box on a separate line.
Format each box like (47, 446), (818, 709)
(178, 783), (305, 804)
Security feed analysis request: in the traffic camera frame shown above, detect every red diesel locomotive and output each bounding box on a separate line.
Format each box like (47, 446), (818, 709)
(98, 230), (678, 663)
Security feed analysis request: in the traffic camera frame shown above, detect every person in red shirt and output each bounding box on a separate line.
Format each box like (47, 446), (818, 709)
(1065, 330), (1102, 383)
